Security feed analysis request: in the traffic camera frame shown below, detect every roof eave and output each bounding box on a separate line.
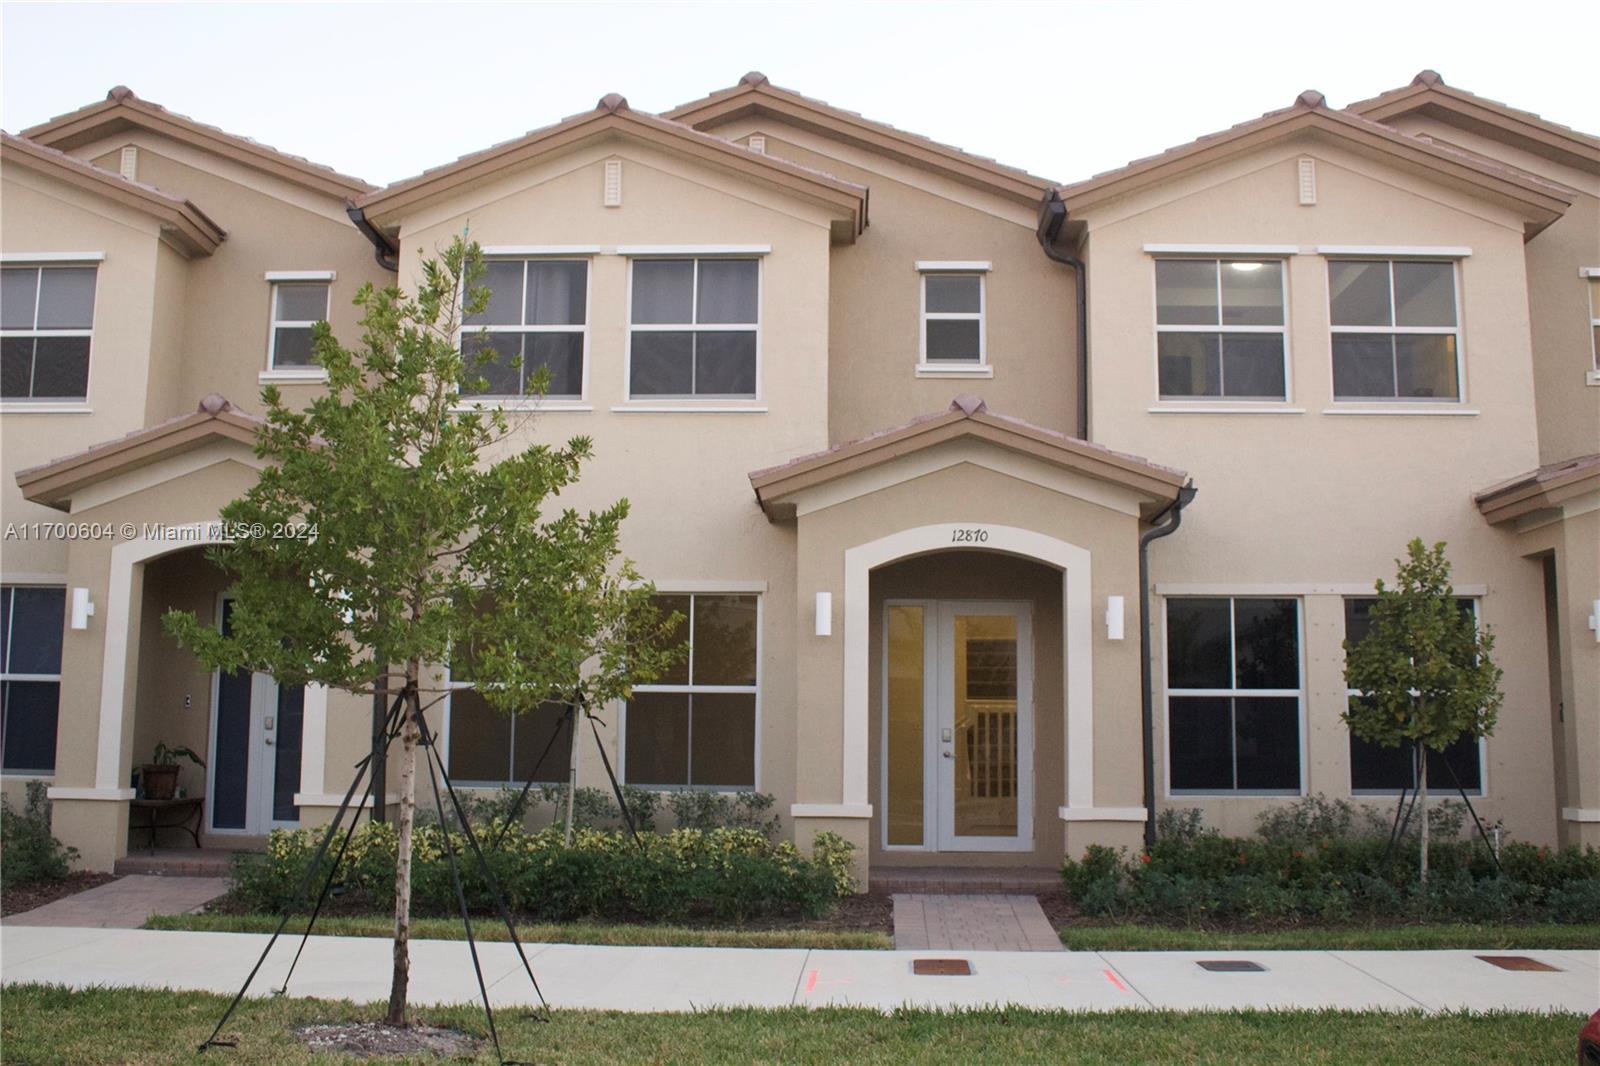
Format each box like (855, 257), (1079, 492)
(1347, 85), (1600, 173)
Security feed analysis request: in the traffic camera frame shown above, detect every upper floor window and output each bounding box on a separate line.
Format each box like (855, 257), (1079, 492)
(629, 258), (758, 399)
(1, 584), (64, 775)
(1155, 258), (1286, 400)
(268, 279), (330, 370)
(1329, 259), (1460, 401)
(1343, 596), (1482, 794)
(920, 270), (985, 367)
(1587, 272), (1599, 374)
(462, 259), (588, 400)
(1165, 596), (1302, 795)
(1, 266), (97, 400)
(625, 592), (759, 789)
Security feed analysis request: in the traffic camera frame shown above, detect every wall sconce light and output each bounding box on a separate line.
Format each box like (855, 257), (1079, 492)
(815, 591), (833, 637)
(70, 587), (96, 630)
(1105, 595), (1125, 641)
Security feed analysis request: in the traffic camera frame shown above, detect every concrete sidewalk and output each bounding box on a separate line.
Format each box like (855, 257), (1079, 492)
(2, 926), (1595, 1013)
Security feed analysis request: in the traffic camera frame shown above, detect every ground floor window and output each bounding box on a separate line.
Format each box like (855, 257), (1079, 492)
(1165, 596), (1302, 794)
(1344, 596), (1484, 794)
(443, 610), (574, 785)
(624, 592), (758, 789)
(0, 584), (64, 774)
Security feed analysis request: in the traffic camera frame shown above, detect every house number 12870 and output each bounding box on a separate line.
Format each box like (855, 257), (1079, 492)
(950, 527), (989, 543)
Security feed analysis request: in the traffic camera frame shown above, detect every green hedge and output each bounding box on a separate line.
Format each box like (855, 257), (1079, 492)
(233, 822), (856, 924)
(1061, 832), (1600, 926)
(0, 782), (77, 890)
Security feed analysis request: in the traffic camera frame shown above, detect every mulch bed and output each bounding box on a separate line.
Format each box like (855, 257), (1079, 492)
(1, 872), (118, 917)
(296, 1021), (480, 1060)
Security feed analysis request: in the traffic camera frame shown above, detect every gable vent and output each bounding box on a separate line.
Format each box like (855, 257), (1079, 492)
(604, 159), (622, 207)
(1297, 157), (1316, 205)
(748, 135), (767, 154)
(119, 145), (138, 181)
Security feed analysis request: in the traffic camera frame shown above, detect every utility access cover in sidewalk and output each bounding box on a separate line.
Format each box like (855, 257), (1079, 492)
(1477, 955), (1562, 972)
(1196, 960), (1267, 972)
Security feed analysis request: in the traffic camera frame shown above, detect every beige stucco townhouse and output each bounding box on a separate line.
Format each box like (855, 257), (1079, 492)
(2, 71), (1596, 881)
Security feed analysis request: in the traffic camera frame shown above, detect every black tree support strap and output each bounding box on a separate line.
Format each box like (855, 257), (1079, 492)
(197, 688), (408, 1052)
(419, 719), (535, 1065)
(585, 708), (641, 847)
(416, 711), (550, 1015)
(1440, 752), (1503, 874)
(489, 700), (577, 851)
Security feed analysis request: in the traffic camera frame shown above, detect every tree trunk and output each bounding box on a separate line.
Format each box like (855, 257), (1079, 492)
(385, 665), (420, 1027)
(1418, 745), (1430, 887)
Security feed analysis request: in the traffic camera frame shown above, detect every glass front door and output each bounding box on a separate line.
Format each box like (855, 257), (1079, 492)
(883, 600), (1033, 852)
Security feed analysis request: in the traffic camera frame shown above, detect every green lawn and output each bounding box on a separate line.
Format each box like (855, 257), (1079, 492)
(0, 985), (1580, 1065)
(1058, 923), (1600, 951)
(144, 912), (892, 950)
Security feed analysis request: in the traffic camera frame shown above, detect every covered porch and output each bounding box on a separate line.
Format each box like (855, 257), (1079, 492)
(751, 396), (1188, 882)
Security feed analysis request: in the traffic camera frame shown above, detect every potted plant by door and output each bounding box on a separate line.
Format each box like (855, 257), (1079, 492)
(139, 742), (206, 800)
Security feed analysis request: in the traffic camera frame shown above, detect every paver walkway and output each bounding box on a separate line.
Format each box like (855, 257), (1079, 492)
(2, 927), (1594, 1013)
(892, 893), (1063, 951)
(2, 875), (228, 928)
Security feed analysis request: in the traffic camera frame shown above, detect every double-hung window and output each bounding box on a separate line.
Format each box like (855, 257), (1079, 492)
(267, 279), (331, 370)
(444, 605), (574, 786)
(629, 258), (758, 398)
(1165, 597), (1302, 794)
(1, 585), (65, 775)
(1586, 271), (1599, 378)
(1, 265), (97, 400)
(1344, 597), (1483, 794)
(625, 593), (759, 789)
(919, 269), (985, 367)
(1155, 258), (1287, 400)
(461, 259), (588, 400)
(1329, 259), (1461, 400)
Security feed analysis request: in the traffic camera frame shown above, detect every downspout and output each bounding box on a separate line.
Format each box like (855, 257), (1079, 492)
(346, 201), (399, 272)
(1036, 190), (1089, 440)
(1139, 483), (1197, 848)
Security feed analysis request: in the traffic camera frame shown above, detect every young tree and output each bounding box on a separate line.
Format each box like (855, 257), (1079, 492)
(167, 237), (675, 1027)
(1342, 539), (1502, 884)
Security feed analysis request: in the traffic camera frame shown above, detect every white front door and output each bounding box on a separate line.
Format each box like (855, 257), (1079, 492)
(208, 597), (303, 834)
(883, 600), (1033, 852)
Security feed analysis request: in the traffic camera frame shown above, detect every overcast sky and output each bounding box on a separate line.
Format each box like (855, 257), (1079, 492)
(4, 2), (1596, 188)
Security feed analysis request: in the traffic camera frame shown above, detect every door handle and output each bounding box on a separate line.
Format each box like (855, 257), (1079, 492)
(942, 750), (953, 759)
(264, 738), (274, 746)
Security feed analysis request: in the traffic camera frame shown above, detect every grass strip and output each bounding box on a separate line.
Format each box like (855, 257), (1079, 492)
(0, 985), (1582, 1065)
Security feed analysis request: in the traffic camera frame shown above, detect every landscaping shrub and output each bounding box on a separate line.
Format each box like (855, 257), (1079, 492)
(233, 821), (852, 924)
(1059, 796), (1599, 926)
(665, 790), (782, 838)
(0, 782), (77, 889)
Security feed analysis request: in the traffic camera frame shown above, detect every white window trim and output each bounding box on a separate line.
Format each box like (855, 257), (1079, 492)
(457, 257), (592, 403)
(616, 244), (770, 257)
(1342, 596), (1487, 798)
(1143, 244), (1299, 256)
(918, 269), (986, 370)
(621, 590), (762, 792)
(1152, 257), (1291, 403)
(1, 263), (97, 402)
(1319, 246), (1471, 258)
(624, 257), (762, 403)
(1161, 595), (1308, 798)
(479, 246), (601, 257)
(266, 277), (332, 373)
(1327, 258), (1466, 405)
(1, 582), (65, 777)
(0, 252), (105, 264)
(1585, 269), (1600, 382)
(914, 260), (992, 273)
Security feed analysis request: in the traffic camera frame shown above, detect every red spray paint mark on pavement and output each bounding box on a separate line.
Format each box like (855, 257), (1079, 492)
(1103, 969), (1129, 993)
(805, 970), (819, 994)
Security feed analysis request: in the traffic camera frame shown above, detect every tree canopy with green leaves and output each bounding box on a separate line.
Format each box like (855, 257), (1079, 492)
(166, 236), (677, 1026)
(1342, 538), (1502, 882)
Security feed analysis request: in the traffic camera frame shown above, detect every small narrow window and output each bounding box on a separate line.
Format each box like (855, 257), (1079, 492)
(1344, 597), (1483, 794)
(920, 272), (984, 366)
(1165, 597), (1302, 794)
(461, 259), (588, 399)
(625, 593), (759, 789)
(1329, 259), (1461, 400)
(1587, 274), (1599, 373)
(1154, 258), (1287, 400)
(1, 265), (97, 400)
(268, 280), (330, 370)
(629, 258), (758, 398)
(1, 585), (65, 774)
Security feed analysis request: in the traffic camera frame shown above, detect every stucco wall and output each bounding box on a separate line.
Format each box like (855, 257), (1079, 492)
(1080, 136), (1562, 842)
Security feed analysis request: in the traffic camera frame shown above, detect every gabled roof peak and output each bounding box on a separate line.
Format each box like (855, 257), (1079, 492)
(596, 92), (629, 113)
(1295, 89), (1327, 109)
(1411, 69), (1445, 88)
(739, 71), (770, 87)
(107, 85), (137, 102)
